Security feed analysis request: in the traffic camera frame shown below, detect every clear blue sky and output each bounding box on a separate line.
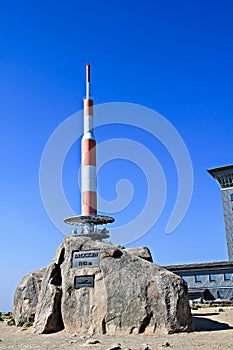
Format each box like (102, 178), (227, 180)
(0, 0), (233, 311)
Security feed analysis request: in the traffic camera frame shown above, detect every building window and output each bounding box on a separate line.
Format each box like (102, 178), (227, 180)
(209, 274), (215, 282)
(195, 275), (201, 283)
(224, 273), (231, 281)
(182, 276), (187, 282)
(217, 290), (225, 299)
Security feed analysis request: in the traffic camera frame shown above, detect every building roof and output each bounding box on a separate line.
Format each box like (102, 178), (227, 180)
(188, 287), (207, 293)
(207, 165), (233, 178)
(163, 261), (233, 271)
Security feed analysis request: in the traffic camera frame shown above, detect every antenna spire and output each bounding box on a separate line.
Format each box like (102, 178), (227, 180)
(86, 63), (91, 99)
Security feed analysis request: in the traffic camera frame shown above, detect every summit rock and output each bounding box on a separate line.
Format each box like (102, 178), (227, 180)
(29, 236), (193, 335)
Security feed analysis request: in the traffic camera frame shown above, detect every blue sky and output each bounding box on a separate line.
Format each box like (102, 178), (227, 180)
(0, 0), (233, 311)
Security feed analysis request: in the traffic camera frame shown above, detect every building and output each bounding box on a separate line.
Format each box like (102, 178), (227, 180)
(164, 261), (233, 300)
(207, 165), (233, 261)
(163, 165), (233, 300)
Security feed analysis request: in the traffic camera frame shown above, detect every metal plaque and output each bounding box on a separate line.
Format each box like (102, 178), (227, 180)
(72, 250), (100, 268)
(74, 275), (94, 289)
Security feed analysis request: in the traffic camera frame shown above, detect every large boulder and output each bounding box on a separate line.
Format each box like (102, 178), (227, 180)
(13, 267), (46, 326)
(32, 237), (193, 335)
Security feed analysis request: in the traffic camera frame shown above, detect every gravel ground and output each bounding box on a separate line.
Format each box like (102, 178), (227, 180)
(0, 307), (233, 350)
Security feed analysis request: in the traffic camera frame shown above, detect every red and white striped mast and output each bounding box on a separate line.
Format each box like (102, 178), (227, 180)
(64, 64), (114, 241)
(82, 64), (97, 217)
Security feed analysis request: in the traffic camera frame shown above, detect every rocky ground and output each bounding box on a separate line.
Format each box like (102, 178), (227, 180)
(0, 306), (233, 350)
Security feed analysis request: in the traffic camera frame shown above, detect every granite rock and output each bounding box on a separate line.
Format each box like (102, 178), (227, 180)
(12, 267), (46, 326)
(123, 246), (153, 262)
(32, 237), (193, 335)
(33, 244), (65, 333)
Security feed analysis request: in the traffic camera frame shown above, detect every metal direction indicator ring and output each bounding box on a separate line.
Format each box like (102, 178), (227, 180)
(64, 215), (115, 226)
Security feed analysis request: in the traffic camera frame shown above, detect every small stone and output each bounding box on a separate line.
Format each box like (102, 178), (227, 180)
(143, 346), (150, 350)
(218, 308), (224, 312)
(85, 339), (101, 345)
(70, 340), (78, 344)
(6, 318), (15, 326)
(162, 342), (171, 347)
(191, 305), (198, 310)
(79, 335), (86, 340)
(106, 344), (121, 350)
(22, 322), (33, 329)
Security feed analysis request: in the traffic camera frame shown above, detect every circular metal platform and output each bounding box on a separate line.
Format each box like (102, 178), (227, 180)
(64, 215), (115, 226)
(77, 233), (110, 240)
